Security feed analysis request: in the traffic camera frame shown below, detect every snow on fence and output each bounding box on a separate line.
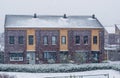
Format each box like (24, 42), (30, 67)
(0, 74), (16, 78)
(44, 74), (109, 78)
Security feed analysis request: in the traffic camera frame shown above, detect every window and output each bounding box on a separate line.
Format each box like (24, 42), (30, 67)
(75, 36), (80, 44)
(61, 36), (66, 44)
(117, 38), (120, 43)
(52, 36), (56, 45)
(75, 51), (88, 63)
(93, 36), (97, 44)
(92, 51), (99, 63)
(29, 35), (34, 45)
(44, 36), (48, 45)
(10, 53), (23, 61)
(43, 52), (56, 63)
(18, 36), (24, 44)
(9, 36), (14, 44)
(60, 52), (68, 63)
(84, 36), (88, 45)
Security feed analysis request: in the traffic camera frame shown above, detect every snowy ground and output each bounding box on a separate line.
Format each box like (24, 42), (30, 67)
(0, 70), (120, 78)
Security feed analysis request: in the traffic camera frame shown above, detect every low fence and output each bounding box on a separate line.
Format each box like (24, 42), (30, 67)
(44, 74), (109, 78)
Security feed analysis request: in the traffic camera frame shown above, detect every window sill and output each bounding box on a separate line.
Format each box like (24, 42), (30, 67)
(93, 44), (97, 45)
(52, 44), (56, 45)
(84, 44), (88, 45)
(10, 60), (23, 62)
(19, 44), (24, 45)
(44, 44), (48, 45)
(29, 44), (34, 45)
(10, 44), (14, 45)
(76, 44), (80, 45)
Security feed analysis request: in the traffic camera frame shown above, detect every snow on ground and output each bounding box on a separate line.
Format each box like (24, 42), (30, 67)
(0, 70), (119, 78)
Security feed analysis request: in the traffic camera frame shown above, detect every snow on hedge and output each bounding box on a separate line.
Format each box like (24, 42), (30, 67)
(0, 63), (119, 73)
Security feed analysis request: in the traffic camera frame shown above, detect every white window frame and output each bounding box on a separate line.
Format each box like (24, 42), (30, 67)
(61, 36), (66, 44)
(52, 36), (56, 45)
(44, 36), (48, 45)
(10, 57), (23, 61)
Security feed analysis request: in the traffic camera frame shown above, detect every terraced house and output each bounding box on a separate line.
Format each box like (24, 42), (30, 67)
(4, 14), (104, 64)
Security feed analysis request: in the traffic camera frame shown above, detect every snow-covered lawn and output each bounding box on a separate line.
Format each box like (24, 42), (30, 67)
(0, 70), (120, 78)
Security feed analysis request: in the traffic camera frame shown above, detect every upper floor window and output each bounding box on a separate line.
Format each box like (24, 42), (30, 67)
(18, 36), (24, 44)
(28, 35), (34, 45)
(9, 36), (14, 44)
(117, 38), (120, 43)
(61, 36), (66, 44)
(75, 36), (80, 44)
(93, 36), (97, 44)
(44, 36), (48, 45)
(52, 36), (56, 45)
(84, 36), (88, 45)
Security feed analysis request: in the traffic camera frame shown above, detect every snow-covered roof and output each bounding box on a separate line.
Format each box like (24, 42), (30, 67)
(4, 15), (103, 28)
(115, 24), (120, 30)
(104, 26), (115, 34)
(104, 47), (117, 50)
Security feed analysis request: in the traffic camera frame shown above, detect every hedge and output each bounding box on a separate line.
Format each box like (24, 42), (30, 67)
(0, 63), (119, 73)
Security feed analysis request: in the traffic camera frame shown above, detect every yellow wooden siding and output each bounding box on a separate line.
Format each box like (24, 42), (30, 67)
(60, 29), (68, 51)
(91, 30), (100, 51)
(27, 29), (36, 51)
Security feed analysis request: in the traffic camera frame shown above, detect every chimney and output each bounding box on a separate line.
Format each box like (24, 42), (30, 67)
(34, 13), (37, 18)
(63, 14), (67, 18)
(92, 14), (95, 19)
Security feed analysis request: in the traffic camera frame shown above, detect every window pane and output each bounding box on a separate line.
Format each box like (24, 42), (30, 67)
(10, 53), (23, 61)
(9, 36), (14, 44)
(62, 36), (66, 44)
(18, 36), (24, 44)
(29, 35), (34, 45)
(84, 36), (88, 44)
(44, 36), (48, 45)
(93, 36), (97, 44)
(43, 52), (56, 63)
(92, 52), (99, 63)
(52, 36), (56, 45)
(75, 52), (88, 63)
(75, 36), (80, 44)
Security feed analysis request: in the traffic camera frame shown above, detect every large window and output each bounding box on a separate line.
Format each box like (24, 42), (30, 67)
(18, 36), (24, 44)
(9, 36), (15, 44)
(52, 36), (56, 45)
(28, 35), (34, 45)
(43, 52), (56, 63)
(92, 51), (99, 63)
(93, 36), (97, 44)
(26, 52), (35, 64)
(61, 36), (66, 44)
(75, 51), (88, 63)
(75, 36), (80, 44)
(84, 36), (88, 45)
(44, 36), (48, 45)
(10, 53), (23, 61)
(60, 52), (68, 63)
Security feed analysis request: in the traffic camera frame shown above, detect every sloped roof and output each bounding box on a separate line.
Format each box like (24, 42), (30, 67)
(115, 24), (120, 30)
(5, 14), (103, 28)
(104, 26), (115, 34)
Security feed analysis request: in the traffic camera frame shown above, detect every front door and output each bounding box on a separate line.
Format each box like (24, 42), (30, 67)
(27, 52), (35, 64)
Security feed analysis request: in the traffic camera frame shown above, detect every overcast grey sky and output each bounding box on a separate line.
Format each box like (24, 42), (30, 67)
(0, 0), (120, 32)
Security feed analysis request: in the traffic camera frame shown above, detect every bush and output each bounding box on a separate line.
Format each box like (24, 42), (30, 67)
(0, 63), (119, 73)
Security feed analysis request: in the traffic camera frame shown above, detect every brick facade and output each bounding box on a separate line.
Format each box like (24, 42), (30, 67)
(36, 30), (60, 63)
(68, 30), (91, 62)
(5, 29), (104, 64)
(5, 30), (27, 64)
